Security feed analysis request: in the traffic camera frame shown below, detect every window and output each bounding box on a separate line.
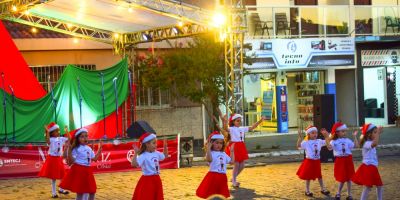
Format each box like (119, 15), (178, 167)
(135, 71), (170, 108)
(30, 64), (96, 92)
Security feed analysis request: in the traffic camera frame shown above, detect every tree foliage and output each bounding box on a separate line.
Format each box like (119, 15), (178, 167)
(136, 33), (225, 114)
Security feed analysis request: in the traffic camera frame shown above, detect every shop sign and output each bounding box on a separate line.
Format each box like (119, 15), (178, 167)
(245, 37), (355, 69)
(361, 49), (400, 66)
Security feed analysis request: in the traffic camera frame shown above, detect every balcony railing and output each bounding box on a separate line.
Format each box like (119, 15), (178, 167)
(246, 5), (400, 38)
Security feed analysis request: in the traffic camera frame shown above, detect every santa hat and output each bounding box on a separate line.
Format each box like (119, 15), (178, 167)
(75, 128), (88, 138)
(361, 123), (376, 136)
(47, 122), (59, 132)
(139, 133), (156, 145)
(331, 122), (348, 136)
(208, 131), (224, 141)
(305, 125), (318, 134)
(229, 114), (242, 123)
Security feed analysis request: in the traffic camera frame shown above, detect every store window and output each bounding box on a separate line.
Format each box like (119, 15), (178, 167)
(363, 67), (386, 125)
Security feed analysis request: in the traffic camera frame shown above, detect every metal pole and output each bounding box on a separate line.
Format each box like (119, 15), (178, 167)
(8, 85), (15, 143)
(128, 70), (134, 125)
(48, 75), (57, 123)
(77, 77), (83, 128)
(113, 77), (119, 138)
(99, 72), (107, 139)
(1, 72), (7, 143)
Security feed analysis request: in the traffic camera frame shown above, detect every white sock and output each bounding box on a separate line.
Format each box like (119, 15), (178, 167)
(82, 193), (89, 200)
(377, 186), (383, 200)
(361, 186), (371, 200)
(346, 181), (352, 197)
(337, 182), (344, 195)
(51, 179), (56, 195)
(306, 180), (311, 193)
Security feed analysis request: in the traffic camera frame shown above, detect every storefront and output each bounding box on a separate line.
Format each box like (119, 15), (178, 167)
(244, 37), (355, 133)
(357, 41), (400, 126)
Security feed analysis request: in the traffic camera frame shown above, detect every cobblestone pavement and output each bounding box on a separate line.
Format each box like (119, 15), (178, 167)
(1, 154), (399, 200)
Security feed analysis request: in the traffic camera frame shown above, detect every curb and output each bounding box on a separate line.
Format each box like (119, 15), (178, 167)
(192, 143), (400, 162)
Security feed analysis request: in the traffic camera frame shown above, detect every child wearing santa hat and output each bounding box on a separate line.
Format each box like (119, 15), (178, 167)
(224, 113), (265, 187)
(323, 122), (358, 200)
(296, 125), (331, 197)
(38, 122), (70, 198)
(131, 133), (168, 200)
(59, 128), (102, 200)
(196, 131), (234, 199)
(352, 124), (384, 200)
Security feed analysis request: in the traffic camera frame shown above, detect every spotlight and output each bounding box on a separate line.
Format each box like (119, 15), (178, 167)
(11, 5), (17, 12)
(31, 27), (37, 33)
(172, 27), (182, 34)
(177, 21), (184, 27)
(142, 33), (152, 41)
(113, 33), (120, 39)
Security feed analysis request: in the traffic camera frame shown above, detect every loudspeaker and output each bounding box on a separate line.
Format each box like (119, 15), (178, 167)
(313, 94), (335, 132)
(127, 121), (156, 139)
(313, 94), (335, 163)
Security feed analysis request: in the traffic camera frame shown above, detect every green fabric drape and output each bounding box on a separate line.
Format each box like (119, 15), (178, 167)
(0, 58), (129, 143)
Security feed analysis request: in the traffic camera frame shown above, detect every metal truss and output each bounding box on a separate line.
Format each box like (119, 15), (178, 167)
(225, 0), (246, 118)
(3, 12), (115, 43)
(123, 23), (209, 44)
(117, 0), (212, 25)
(0, 0), (50, 15)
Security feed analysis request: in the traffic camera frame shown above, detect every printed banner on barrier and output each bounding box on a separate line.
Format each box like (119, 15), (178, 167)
(0, 136), (178, 179)
(245, 37), (355, 70)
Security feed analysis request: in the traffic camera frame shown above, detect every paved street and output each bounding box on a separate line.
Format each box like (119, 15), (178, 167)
(0, 153), (399, 200)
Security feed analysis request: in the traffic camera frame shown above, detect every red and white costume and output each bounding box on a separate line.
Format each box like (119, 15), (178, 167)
(59, 128), (97, 194)
(38, 123), (68, 179)
(352, 124), (383, 187)
(132, 133), (165, 200)
(225, 114), (249, 162)
(197, 133), (231, 199)
(330, 122), (355, 182)
(297, 126), (326, 180)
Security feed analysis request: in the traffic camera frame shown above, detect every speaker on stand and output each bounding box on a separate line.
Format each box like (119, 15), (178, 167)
(313, 94), (335, 162)
(127, 121), (157, 138)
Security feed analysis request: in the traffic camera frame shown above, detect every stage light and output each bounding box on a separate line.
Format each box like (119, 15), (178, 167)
(128, 7), (133, 13)
(172, 27), (178, 34)
(73, 38), (79, 44)
(142, 33), (152, 41)
(24, 10), (30, 15)
(31, 27), (37, 33)
(177, 21), (184, 27)
(212, 12), (226, 27)
(11, 5), (18, 12)
(113, 33), (120, 39)
(67, 23), (73, 29)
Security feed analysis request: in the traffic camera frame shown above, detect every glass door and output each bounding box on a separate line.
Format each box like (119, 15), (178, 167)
(363, 67), (388, 125)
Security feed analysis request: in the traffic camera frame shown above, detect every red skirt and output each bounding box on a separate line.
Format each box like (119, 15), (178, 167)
(196, 172), (230, 199)
(132, 175), (164, 200)
(352, 163), (383, 187)
(334, 155), (355, 182)
(296, 159), (322, 180)
(59, 164), (96, 193)
(225, 142), (248, 162)
(38, 155), (66, 179)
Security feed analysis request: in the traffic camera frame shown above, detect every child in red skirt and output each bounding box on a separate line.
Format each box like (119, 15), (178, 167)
(324, 122), (358, 200)
(196, 131), (234, 199)
(59, 128), (102, 200)
(296, 125), (331, 197)
(131, 133), (168, 200)
(38, 122), (70, 198)
(352, 124), (383, 200)
(225, 113), (265, 187)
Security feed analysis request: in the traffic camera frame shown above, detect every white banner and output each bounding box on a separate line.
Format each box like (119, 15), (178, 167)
(361, 49), (400, 66)
(245, 37), (355, 69)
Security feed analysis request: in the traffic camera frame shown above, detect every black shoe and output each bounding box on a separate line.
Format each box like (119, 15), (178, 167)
(346, 196), (353, 200)
(51, 194), (59, 198)
(321, 189), (330, 195)
(58, 190), (69, 195)
(335, 194), (341, 200)
(305, 192), (313, 197)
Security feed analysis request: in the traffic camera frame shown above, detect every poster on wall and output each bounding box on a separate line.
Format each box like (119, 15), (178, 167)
(361, 49), (400, 66)
(245, 37), (355, 70)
